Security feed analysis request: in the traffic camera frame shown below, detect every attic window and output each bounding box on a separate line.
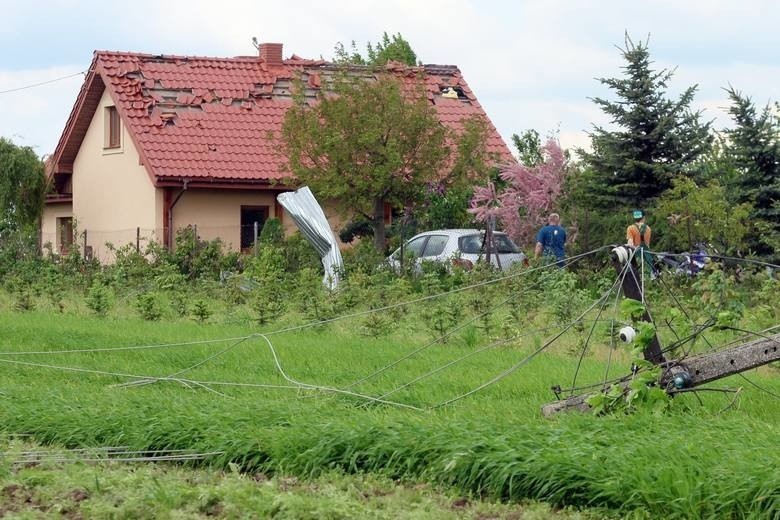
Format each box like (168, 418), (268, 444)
(104, 106), (121, 149)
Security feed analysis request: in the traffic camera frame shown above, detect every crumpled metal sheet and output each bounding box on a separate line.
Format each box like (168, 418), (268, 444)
(277, 186), (343, 289)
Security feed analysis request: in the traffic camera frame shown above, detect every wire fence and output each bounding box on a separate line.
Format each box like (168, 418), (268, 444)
(41, 223), (274, 262)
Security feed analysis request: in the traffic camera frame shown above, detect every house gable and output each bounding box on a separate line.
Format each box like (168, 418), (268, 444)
(69, 89), (162, 261)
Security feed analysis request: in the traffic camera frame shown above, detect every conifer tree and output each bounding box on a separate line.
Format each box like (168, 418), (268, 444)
(580, 34), (712, 210)
(723, 87), (780, 261)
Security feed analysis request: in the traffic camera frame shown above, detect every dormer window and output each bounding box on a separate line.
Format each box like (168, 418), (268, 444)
(105, 106), (121, 148)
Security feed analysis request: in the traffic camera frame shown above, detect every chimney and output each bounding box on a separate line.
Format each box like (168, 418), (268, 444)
(259, 42), (283, 65)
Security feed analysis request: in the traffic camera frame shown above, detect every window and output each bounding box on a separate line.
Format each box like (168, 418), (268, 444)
(57, 217), (73, 254)
(421, 235), (448, 257)
(240, 206), (269, 250)
(105, 106), (121, 149)
(404, 236), (427, 258)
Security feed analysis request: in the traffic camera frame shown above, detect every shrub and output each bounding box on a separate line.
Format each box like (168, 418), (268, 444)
(85, 281), (112, 317)
(191, 299), (211, 322)
(135, 292), (164, 321)
(259, 218), (284, 246)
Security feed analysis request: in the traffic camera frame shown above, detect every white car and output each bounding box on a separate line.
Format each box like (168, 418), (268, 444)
(388, 229), (527, 271)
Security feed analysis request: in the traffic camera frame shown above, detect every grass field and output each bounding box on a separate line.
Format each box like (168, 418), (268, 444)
(1, 285), (778, 518)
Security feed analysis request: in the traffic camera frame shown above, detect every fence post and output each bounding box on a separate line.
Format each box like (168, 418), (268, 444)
(253, 221), (259, 256)
(136, 227), (141, 253)
(83, 230), (88, 259)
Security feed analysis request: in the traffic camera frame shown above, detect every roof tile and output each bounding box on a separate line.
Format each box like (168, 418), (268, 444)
(81, 50), (512, 184)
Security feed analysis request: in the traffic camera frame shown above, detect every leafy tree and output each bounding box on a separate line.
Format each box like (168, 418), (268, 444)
(654, 176), (752, 253)
(333, 32), (418, 66)
(470, 139), (567, 246)
(282, 74), (488, 251)
(0, 137), (47, 233)
(511, 129), (543, 167)
(722, 87), (780, 261)
(579, 34), (712, 210)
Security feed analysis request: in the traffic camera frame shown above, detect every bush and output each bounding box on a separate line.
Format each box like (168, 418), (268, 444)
(85, 281), (112, 317)
(191, 299), (211, 322)
(259, 218), (284, 246)
(135, 291), (164, 321)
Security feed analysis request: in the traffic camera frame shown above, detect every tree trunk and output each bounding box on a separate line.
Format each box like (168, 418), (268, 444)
(373, 197), (386, 252)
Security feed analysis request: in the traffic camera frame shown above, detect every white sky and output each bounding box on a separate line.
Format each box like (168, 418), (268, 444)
(1, 0), (778, 157)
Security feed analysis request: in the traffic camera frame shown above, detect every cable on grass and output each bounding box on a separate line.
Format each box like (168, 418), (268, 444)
(430, 259), (633, 409)
(0, 357), (296, 394)
(343, 248), (606, 390)
(570, 251), (634, 396)
(262, 246), (614, 338)
(256, 334), (424, 411)
(117, 335), (256, 389)
(374, 321), (603, 402)
(0, 335), (258, 357)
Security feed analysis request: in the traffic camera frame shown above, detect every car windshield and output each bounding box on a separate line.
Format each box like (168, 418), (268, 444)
(458, 233), (519, 254)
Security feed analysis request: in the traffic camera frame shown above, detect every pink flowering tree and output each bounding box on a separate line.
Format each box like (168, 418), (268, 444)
(469, 139), (567, 247)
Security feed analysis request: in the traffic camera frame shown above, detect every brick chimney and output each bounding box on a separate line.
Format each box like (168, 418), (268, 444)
(259, 42), (283, 65)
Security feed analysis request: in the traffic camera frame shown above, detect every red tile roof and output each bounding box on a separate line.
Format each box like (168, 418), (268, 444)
(51, 48), (514, 187)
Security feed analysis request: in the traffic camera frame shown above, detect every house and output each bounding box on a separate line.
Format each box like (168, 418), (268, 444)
(43, 42), (513, 261)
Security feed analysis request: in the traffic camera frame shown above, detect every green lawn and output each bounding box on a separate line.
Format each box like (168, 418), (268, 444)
(0, 307), (778, 518)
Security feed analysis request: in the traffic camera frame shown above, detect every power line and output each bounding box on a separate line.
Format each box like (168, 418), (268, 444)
(0, 71), (86, 95)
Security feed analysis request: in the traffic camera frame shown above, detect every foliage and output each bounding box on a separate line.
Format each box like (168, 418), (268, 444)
(0, 438), (596, 520)
(135, 291), (163, 321)
(693, 263), (745, 317)
(579, 34), (712, 210)
(191, 299), (211, 322)
(722, 87), (780, 262)
(587, 299), (672, 415)
(414, 184), (476, 231)
(172, 226), (237, 280)
(84, 280), (111, 317)
(654, 176), (753, 253)
(258, 217), (284, 247)
(282, 74), (452, 251)
(333, 32), (418, 66)
(0, 137), (47, 233)
(511, 128), (544, 166)
(470, 139), (567, 246)
(282, 71), (493, 252)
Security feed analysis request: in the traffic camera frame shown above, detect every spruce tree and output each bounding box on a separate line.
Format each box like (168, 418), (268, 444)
(580, 34), (712, 210)
(723, 87), (780, 261)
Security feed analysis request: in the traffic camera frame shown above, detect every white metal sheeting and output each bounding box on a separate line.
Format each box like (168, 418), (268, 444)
(276, 187), (343, 289)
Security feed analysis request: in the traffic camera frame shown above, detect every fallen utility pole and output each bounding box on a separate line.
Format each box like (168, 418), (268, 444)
(541, 332), (780, 417)
(541, 246), (780, 416)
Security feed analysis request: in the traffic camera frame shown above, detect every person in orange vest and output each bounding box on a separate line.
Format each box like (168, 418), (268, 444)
(626, 210), (655, 279)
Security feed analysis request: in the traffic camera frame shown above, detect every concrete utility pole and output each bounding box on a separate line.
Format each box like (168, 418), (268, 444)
(542, 332), (780, 416)
(541, 246), (780, 417)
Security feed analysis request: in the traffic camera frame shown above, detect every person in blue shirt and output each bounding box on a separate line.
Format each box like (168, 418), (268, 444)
(534, 213), (566, 266)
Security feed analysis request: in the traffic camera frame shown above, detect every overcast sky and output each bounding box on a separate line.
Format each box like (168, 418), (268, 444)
(1, 0), (778, 158)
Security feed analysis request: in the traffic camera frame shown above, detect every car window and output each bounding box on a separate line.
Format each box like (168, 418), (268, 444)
(458, 233), (520, 254)
(422, 235), (449, 257)
(495, 234), (520, 253)
(459, 234), (484, 254)
(405, 236), (428, 257)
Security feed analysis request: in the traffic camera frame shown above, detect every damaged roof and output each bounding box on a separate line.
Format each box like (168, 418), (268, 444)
(50, 46), (514, 187)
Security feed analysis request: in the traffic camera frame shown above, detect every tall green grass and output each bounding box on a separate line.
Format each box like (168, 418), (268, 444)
(0, 310), (778, 518)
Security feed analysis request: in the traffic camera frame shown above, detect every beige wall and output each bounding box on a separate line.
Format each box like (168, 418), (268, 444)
(40, 202), (73, 253)
(170, 190), (350, 252)
(71, 90), (162, 261)
(52, 87), (354, 260)
(172, 190), (280, 250)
